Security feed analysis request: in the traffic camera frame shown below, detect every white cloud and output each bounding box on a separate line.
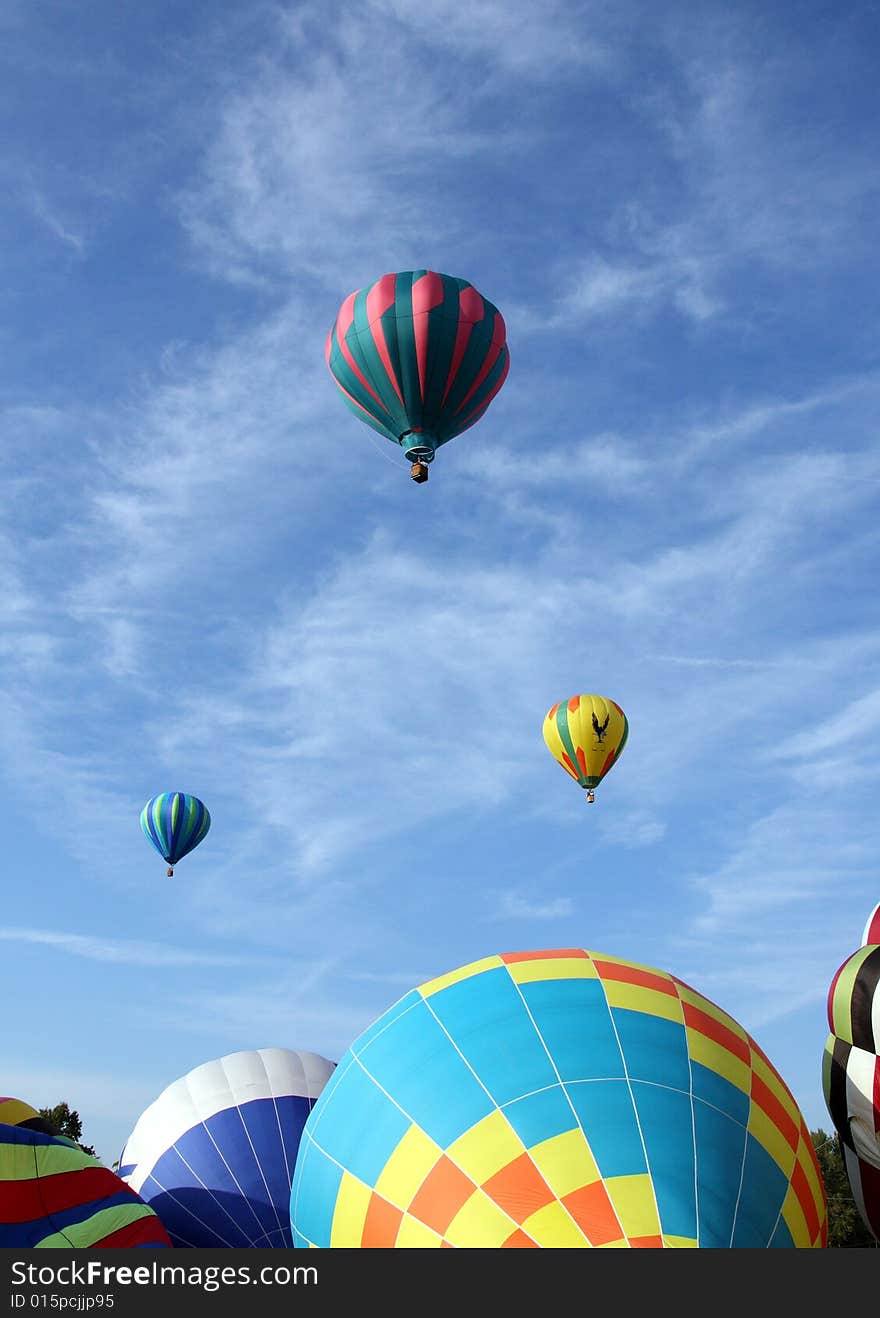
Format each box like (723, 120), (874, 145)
(176, 14), (516, 288)
(366, 0), (611, 76)
(771, 689), (880, 764)
(0, 926), (269, 968)
(27, 187), (85, 256)
(598, 808), (666, 849)
(491, 890), (575, 920)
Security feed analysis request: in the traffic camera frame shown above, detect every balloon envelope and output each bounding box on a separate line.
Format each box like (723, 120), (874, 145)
(822, 1034), (880, 1239)
(120, 1047), (334, 1247)
(0, 1123), (171, 1248)
(862, 900), (880, 947)
(291, 948), (826, 1248)
(0, 1097), (40, 1128)
(543, 694), (628, 795)
(827, 944), (880, 1053)
(326, 270), (509, 464)
(140, 792), (210, 868)
(823, 932), (880, 1241)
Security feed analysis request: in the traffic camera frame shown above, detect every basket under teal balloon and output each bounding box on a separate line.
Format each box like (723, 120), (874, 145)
(140, 792), (211, 876)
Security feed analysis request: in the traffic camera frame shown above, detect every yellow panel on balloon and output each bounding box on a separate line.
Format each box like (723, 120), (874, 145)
(747, 1103), (797, 1178)
(444, 1188), (518, 1248)
(507, 956), (598, 985)
(751, 1049), (801, 1129)
(520, 1199), (590, 1247)
(686, 1031), (751, 1093)
(593, 950), (668, 971)
(447, 1110), (525, 1183)
(529, 1127), (600, 1197)
(796, 1137), (825, 1211)
(395, 1214), (444, 1247)
(663, 1234), (698, 1247)
(330, 1172), (371, 1247)
(603, 980), (685, 1025)
(375, 1123), (443, 1204)
(780, 1182), (814, 1248)
(603, 1173), (661, 1239)
(420, 955), (504, 998)
(0, 1098), (37, 1126)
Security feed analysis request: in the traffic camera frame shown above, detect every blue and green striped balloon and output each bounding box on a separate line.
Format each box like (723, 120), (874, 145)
(140, 792), (211, 876)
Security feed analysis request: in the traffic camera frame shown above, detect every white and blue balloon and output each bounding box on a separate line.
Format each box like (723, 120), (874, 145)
(119, 1047), (334, 1247)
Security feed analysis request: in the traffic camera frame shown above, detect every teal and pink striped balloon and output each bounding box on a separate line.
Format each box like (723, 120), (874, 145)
(140, 792), (210, 876)
(326, 270), (509, 470)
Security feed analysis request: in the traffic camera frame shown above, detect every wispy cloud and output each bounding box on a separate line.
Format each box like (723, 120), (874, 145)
(491, 891), (575, 920)
(508, 15), (880, 332)
(177, 10), (527, 288)
(598, 809), (666, 849)
(26, 188), (85, 255)
(770, 689), (880, 764)
(368, 0), (612, 76)
(0, 926), (270, 968)
(684, 801), (880, 938)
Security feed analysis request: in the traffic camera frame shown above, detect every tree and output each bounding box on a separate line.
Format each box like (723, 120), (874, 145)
(38, 1102), (96, 1158)
(811, 1128), (878, 1248)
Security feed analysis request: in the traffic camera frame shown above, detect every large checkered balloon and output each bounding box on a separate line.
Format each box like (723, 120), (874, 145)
(290, 948), (827, 1248)
(823, 923), (880, 1241)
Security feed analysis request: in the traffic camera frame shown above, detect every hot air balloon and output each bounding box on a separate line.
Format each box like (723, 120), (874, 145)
(119, 1047), (335, 1247)
(0, 1097), (42, 1129)
(823, 935), (880, 1240)
(140, 792), (210, 877)
(291, 948), (826, 1248)
(862, 900), (880, 946)
(543, 694), (628, 803)
(0, 1123), (172, 1248)
(325, 269), (509, 483)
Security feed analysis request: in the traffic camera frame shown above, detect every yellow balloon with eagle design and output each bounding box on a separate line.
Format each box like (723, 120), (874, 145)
(542, 694), (628, 803)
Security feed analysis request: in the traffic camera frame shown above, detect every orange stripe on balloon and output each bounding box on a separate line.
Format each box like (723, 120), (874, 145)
(682, 1002), (750, 1065)
(592, 960), (678, 997)
(750, 1073), (800, 1152)
(789, 1155), (822, 1245)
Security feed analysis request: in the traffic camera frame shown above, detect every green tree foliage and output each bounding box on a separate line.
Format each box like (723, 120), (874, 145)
(812, 1128), (878, 1248)
(38, 1102), (96, 1157)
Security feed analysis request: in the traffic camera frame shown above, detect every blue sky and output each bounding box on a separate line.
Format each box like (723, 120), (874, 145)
(2, 0), (879, 1167)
